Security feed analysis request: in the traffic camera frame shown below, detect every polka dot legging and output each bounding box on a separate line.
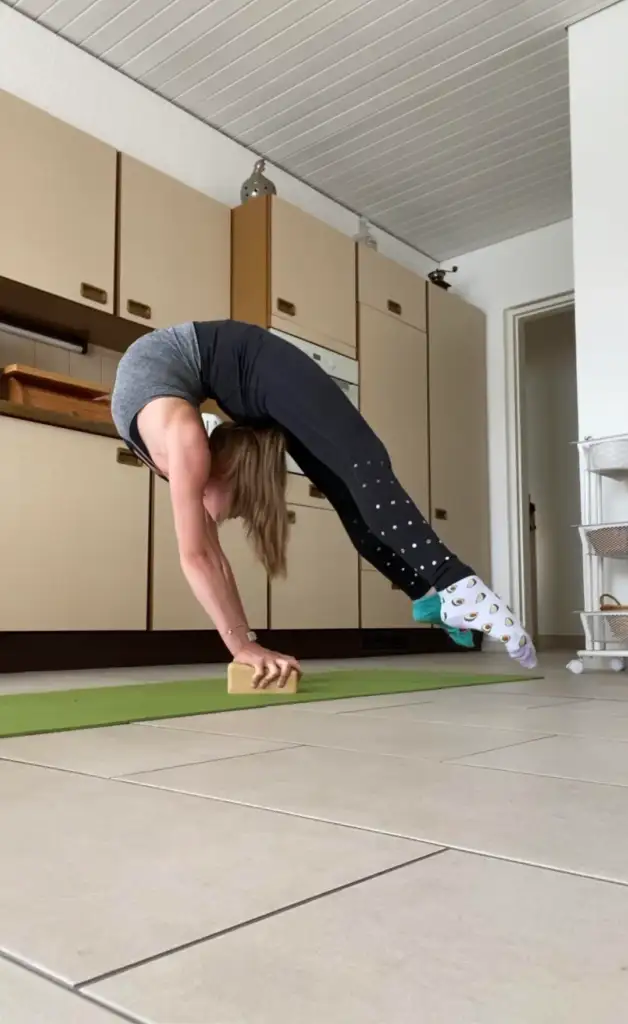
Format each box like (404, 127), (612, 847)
(285, 432), (472, 599)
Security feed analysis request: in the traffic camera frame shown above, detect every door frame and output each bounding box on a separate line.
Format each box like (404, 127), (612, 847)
(504, 290), (575, 625)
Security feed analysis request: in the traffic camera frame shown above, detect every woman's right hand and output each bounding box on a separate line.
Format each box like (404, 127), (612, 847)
(234, 643), (302, 689)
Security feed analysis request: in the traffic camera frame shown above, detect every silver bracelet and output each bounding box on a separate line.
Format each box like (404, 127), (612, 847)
(225, 626), (257, 643)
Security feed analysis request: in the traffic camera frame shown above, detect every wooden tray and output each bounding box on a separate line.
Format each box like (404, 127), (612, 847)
(0, 363), (113, 424)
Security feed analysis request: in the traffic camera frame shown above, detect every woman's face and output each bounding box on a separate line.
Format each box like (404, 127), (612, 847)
(202, 474), (233, 524)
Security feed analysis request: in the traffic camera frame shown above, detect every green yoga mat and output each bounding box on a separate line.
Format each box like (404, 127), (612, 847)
(0, 669), (538, 739)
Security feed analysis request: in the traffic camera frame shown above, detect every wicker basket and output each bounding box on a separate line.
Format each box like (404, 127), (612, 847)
(581, 524), (628, 558)
(600, 594), (628, 642)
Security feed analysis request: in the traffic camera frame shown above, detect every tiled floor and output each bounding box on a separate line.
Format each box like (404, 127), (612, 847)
(2, 651), (628, 1023)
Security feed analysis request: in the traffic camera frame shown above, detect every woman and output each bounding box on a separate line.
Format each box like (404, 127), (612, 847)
(111, 320), (536, 688)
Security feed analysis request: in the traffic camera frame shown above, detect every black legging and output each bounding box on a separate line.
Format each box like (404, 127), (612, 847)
(257, 334), (472, 598)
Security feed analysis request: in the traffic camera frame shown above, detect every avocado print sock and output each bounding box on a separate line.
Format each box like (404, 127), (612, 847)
(439, 576), (537, 669)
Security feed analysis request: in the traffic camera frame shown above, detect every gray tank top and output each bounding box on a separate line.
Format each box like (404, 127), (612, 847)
(111, 322), (204, 467)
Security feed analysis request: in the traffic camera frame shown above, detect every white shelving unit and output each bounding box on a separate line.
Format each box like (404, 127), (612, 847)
(568, 433), (628, 674)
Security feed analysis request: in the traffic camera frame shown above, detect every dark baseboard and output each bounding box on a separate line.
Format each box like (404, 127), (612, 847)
(536, 634), (584, 652)
(0, 628), (482, 674)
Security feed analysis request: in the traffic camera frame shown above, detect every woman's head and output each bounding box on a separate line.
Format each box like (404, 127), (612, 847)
(206, 422), (289, 578)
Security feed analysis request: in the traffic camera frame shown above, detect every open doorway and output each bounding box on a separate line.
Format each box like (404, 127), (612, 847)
(517, 305), (584, 650)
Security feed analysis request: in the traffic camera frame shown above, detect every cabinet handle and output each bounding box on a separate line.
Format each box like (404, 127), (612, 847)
(434, 508), (448, 521)
(309, 484), (325, 500)
(127, 299), (152, 320)
(387, 299), (402, 316)
(287, 509), (296, 524)
(81, 282), (108, 305)
(117, 447), (142, 468)
(277, 298), (296, 316)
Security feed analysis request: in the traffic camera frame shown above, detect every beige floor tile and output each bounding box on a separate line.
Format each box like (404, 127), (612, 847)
(346, 696), (628, 738)
(0, 724), (292, 777)
(89, 851), (628, 1024)
(0, 957), (120, 1024)
(0, 760), (433, 982)
(455, 733), (628, 786)
(127, 744), (628, 882)
(150, 705), (547, 761)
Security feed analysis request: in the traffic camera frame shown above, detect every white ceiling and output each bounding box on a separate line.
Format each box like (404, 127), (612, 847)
(3, 0), (617, 259)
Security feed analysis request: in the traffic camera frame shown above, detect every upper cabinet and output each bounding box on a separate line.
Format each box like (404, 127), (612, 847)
(428, 284), (490, 580)
(118, 156), (231, 329)
(0, 90), (116, 312)
(232, 196), (356, 356)
(357, 247), (426, 332)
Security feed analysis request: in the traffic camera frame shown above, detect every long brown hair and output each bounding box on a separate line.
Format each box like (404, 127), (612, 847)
(208, 422), (289, 577)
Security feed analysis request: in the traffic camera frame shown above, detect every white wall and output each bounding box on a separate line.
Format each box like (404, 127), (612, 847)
(450, 219), (574, 605)
(523, 311), (582, 637)
(569, 1), (628, 441)
(570, 0), (628, 608)
(0, 3), (434, 279)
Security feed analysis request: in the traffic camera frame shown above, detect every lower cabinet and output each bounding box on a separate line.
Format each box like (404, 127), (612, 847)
(271, 502), (359, 630)
(360, 569), (421, 629)
(151, 477), (267, 631)
(0, 416), (150, 630)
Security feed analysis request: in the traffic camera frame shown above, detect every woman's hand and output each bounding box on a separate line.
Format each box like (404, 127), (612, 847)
(234, 643), (302, 689)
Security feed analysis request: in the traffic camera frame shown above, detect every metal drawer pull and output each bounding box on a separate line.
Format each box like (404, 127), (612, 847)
(127, 299), (152, 319)
(387, 299), (402, 316)
(309, 484), (325, 500)
(434, 508), (448, 521)
(277, 298), (296, 316)
(117, 448), (142, 468)
(287, 509), (296, 524)
(81, 282), (108, 305)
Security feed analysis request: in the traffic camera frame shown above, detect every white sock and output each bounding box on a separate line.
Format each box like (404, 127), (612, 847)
(439, 576), (537, 669)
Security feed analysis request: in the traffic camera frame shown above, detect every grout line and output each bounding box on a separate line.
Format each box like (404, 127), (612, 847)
(117, 743), (302, 779)
(451, 759), (628, 791)
(336, 697), (436, 715)
(442, 733), (559, 763)
(77, 847), (449, 989)
(116, 778), (628, 888)
(0, 949), (150, 1024)
(0, 744), (303, 782)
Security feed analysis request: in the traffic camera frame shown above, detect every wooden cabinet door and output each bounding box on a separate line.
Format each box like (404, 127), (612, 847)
(119, 156), (231, 329)
(358, 247), (427, 332)
(0, 90), (116, 311)
(428, 284), (490, 579)
(271, 505), (358, 629)
(360, 570), (419, 629)
(359, 304), (429, 511)
(0, 418), (149, 630)
(151, 478), (267, 631)
(270, 198), (356, 356)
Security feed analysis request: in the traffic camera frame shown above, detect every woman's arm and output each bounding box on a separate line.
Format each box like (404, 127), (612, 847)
(165, 414), (300, 686)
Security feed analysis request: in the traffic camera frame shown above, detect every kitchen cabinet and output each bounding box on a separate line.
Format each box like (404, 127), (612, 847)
(359, 304), (430, 512)
(232, 196), (356, 356)
(428, 283), (490, 579)
(0, 417), (149, 630)
(118, 156), (231, 329)
(360, 570), (419, 629)
(0, 89), (116, 312)
(271, 488), (359, 630)
(151, 477), (267, 631)
(358, 246), (426, 332)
